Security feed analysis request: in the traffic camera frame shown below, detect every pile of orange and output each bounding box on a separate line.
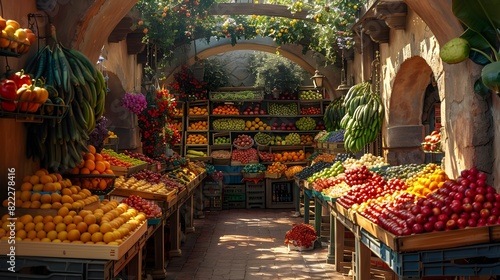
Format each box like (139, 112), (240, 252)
(244, 117), (270, 131)
(71, 145), (115, 190)
(0, 199), (146, 244)
(212, 104), (240, 115)
(272, 150), (306, 162)
(188, 106), (208, 116)
(266, 162), (288, 174)
(186, 133), (208, 144)
(188, 120), (208, 131)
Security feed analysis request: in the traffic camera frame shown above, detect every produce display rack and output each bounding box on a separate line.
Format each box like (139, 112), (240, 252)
(293, 183), (500, 280)
(172, 101), (185, 155)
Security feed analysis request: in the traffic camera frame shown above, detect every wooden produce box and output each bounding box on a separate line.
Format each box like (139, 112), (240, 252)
(231, 160), (258, 166)
(355, 212), (500, 252)
(332, 202), (357, 225)
(111, 163), (148, 177)
(111, 187), (177, 202)
(0, 221), (147, 260)
(264, 172), (282, 179)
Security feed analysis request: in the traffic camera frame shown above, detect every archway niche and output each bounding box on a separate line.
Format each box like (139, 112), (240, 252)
(161, 40), (339, 97)
(103, 71), (141, 150)
(384, 56), (435, 165)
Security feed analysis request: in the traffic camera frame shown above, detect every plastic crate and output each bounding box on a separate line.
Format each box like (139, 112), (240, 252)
(245, 182), (265, 193)
(223, 184), (245, 194)
(0, 257), (112, 280)
(223, 193), (245, 202)
(223, 201), (246, 209)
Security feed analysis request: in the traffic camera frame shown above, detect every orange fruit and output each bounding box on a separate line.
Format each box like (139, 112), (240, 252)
(80, 232), (91, 243)
(80, 168), (91, 175)
(84, 214), (97, 225)
(76, 222), (88, 233)
(21, 201), (31, 208)
(20, 182), (33, 191)
(66, 223), (77, 232)
(100, 223), (113, 234)
(67, 229), (81, 242)
(84, 153), (95, 161)
(88, 224), (100, 234)
(91, 232), (103, 243)
(51, 193), (62, 203)
(63, 215), (73, 225)
(29, 175), (40, 185)
(19, 214), (33, 224)
(68, 210), (77, 217)
(46, 230), (58, 240)
(87, 145), (96, 155)
(40, 175), (53, 184)
(27, 230), (37, 239)
(40, 194), (52, 204)
(61, 195), (74, 204)
(55, 223), (66, 233)
(36, 230), (46, 239)
(84, 160), (95, 171)
(57, 231), (68, 241)
(61, 188), (72, 196)
(72, 215), (83, 224)
(33, 215), (44, 223)
(52, 202), (63, 209)
(95, 161), (106, 173)
(43, 222), (55, 232)
(95, 153), (103, 161)
(20, 190), (32, 202)
(24, 222), (35, 232)
(103, 161), (111, 170)
(103, 232), (115, 243)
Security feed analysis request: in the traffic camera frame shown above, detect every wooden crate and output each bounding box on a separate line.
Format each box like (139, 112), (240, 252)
(110, 163), (148, 177)
(0, 221), (147, 260)
(212, 132), (231, 146)
(110, 187), (177, 202)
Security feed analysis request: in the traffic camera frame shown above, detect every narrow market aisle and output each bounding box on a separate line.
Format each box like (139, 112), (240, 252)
(164, 209), (349, 280)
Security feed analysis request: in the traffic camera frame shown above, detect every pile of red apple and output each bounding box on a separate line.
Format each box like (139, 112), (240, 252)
(271, 122), (297, 130)
(242, 103), (266, 115)
(373, 168), (500, 235)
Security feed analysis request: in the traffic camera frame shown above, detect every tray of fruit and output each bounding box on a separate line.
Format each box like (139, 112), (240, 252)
(64, 174), (116, 195)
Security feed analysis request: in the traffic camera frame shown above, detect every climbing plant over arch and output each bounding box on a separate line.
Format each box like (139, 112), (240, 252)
(134, 0), (365, 66)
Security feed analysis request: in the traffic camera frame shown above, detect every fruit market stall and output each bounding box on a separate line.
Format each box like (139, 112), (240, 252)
(295, 153), (500, 279)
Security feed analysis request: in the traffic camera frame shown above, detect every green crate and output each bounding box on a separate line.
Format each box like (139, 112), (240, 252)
(223, 193), (245, 202)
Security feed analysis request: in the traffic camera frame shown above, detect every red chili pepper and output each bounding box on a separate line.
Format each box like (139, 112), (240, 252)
(0, 79), (18, 100)
(8, 70), (32, 89)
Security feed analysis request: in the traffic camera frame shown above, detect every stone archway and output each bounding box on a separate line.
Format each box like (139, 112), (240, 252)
(384, 56), (433, 165)
(162, 38), (339, 95)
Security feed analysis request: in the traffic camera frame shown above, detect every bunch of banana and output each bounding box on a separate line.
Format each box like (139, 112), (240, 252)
(24, 27), (107, 172)
(323, 95), (345, 131)
(339, 82), (383, 152)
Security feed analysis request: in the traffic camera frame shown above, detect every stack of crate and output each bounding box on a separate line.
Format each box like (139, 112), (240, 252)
(245, 181), (265, 208)
(222, 184), (246, 209)
(202, 180), (223, 211)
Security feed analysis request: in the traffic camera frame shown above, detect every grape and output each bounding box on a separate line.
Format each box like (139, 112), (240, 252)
(122, 195), (162, 219)
(121, 93), (147, 115)
(295, 117), (316, 130)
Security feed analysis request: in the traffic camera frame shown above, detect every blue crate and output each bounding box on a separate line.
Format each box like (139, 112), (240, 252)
(214, 166), (244, 184)
(360, 229), (500, 279)
(0, 257), (112, 280)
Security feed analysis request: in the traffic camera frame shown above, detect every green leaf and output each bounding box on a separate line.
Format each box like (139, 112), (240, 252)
(453, 0), (500, 46)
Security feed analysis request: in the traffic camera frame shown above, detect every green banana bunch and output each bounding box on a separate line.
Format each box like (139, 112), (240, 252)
(340, 82), (383, 152)
(323, 95), (345, 132)
(24, 29), (107, 172)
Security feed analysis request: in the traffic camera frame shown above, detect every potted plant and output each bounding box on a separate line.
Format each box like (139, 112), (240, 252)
(284, 223), (317, 251)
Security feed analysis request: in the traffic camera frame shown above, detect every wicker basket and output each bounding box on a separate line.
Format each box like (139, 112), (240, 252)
(234, 138), (254, 150)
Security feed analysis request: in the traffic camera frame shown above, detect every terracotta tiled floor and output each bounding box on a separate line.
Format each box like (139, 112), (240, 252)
(164, 209), (350, 280)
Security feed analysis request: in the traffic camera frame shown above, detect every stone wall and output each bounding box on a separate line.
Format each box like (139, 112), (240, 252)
(350, 3), (497, 186)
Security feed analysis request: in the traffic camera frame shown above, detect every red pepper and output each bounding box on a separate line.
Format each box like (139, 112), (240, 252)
(8, 70), (32, 88)
(0, 79), (18, 100)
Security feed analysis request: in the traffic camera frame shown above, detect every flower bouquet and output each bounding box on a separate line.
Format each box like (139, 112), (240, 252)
(169, 64), (207, 101)
(284, 223), (317, 252)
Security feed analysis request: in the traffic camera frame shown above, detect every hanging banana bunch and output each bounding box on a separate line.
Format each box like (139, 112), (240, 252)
(24, 25), (107, 172)
(339, 81), (383, 152)
(323, 95), (345, 132)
